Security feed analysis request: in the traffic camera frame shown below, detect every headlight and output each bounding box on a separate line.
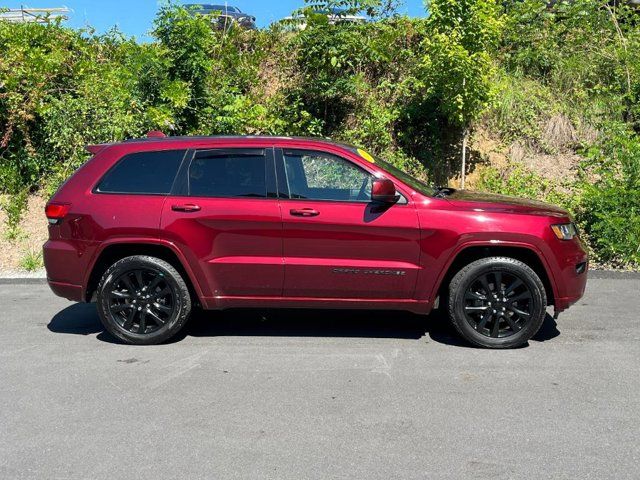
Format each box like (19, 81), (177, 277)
(551, 223), (578, 240)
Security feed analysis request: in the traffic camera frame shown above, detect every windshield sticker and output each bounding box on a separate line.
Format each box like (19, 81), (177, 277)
(357, 148), (375, 163)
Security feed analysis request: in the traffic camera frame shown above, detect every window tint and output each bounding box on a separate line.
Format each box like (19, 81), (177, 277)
(283, 150), (372, 202)
(96, 150), (185, 194)
(189, 152), (267, 198)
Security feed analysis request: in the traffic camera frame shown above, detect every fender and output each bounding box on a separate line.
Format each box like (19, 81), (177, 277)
(427, 239), (560, 305)
(82, 237), (206, 303)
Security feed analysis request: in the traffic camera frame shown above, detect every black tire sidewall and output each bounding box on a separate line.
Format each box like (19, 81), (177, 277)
(449, 258), (547, 349)
(96, 256), (191, 345)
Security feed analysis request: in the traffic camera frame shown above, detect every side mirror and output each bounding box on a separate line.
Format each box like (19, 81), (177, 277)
(371, 178), (399, 204)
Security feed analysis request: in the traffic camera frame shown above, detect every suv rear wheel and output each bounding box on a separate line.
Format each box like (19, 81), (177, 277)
(448, 257), (547, 349)
(96, 255), (192, 345)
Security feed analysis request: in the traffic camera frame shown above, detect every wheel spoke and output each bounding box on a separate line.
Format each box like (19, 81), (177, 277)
(505, 279), (523, 296)
(110, 290), (132, 299)
(504, 315), (520, 332)
(121, 274), (135, 294)
(111, 303), (133, 313)
(491, 316), (501, 337)
(509, 306), (531, 319)
(477, 310), (492, 330)
(154, 303), (172, 313)
(138, 311), (147, 334)
(464, 305), (489, 312)
(157, 286), (171, 298)
(135, 270), (145, 290)
(465, 290), (486, 301)
(148, 275), (163, 292)
(494, 271), (503, 292)
(122, 309), (135, 330)
(508, 291), (532, 304)
(479, 275), (492, 295)
(146, 308), (165, 326)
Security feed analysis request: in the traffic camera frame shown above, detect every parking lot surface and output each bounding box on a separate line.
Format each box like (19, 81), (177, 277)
(1, 276), (639, 479)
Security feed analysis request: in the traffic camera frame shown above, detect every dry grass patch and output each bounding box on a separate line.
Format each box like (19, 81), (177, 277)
(0, 194), (49, 272)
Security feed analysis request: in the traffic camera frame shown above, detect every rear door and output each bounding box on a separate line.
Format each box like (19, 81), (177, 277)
(277, 147), (421, 299)
(161, 147), (284, 299)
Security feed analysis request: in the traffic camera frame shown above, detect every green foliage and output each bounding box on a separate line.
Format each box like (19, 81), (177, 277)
(1, 190), (28, 240)
(477, 163), (572, 212)
(19, 250), (44, 272)
(577, 125), (640, 267)
(423, 0), (503, 126)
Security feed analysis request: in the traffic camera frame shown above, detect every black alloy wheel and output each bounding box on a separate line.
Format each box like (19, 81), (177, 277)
(448, 257), (547, 349)
(462, 270), (534, 339)
(107, 268), (175, 335)
(96, 255), (192, 345)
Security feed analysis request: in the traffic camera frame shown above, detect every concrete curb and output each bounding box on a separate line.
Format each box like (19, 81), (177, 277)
(587, 270), (640, 280)
(0, 270), (638, 285)
(0, 277), (48, 285)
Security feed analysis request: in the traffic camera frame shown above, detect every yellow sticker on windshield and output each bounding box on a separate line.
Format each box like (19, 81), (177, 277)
(357, 148), (375, 163)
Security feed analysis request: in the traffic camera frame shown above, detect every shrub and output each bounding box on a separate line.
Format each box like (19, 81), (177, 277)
(1, 190), (28, 240)
(577, 125), (640, 268)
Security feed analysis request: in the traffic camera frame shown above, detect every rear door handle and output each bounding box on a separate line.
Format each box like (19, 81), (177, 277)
(172, 204), (201, 212)
(290, 208), (320, 217)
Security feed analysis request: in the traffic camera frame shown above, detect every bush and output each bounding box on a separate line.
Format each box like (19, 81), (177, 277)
(577, 125), (640, 268)
(1, 190), (28, 240)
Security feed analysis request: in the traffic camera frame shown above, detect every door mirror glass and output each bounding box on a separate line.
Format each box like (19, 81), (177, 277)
(371, 178), (399, 204)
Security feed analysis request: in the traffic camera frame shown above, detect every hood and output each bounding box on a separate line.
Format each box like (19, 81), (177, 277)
(444, 190), (568, 217)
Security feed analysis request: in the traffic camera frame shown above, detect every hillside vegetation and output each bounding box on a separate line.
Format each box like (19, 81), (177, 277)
(1, 0), (639, 269)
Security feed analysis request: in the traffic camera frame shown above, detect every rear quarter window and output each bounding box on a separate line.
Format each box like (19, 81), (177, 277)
(96, 150), (185, 195)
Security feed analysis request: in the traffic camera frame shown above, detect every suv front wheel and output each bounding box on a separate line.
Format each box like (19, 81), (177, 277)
(448, 257), (547, 349)
(96, 255), (192, 345)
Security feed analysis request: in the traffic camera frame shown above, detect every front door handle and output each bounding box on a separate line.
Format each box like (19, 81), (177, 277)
(172, 203), (201, 212)
(290, 208), (320, 217)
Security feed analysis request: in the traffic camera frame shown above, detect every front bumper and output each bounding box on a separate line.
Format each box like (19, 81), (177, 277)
(552, 246), (589, 314)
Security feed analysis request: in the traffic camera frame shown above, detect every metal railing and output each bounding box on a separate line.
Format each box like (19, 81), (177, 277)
(0, 6), (70, 23)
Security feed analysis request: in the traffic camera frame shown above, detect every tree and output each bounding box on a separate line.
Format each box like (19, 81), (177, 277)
(422, 0), (503, 188)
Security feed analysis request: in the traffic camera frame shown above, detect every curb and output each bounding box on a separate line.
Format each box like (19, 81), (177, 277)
(587, 270), (640, 280)
(0, 277), (48, 285)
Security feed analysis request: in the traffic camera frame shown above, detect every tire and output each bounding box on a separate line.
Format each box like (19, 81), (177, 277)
(448, 257), (547, 349)
(96, 255), (192, 345)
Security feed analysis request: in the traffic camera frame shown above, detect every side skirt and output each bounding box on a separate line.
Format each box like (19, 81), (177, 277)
(201, 296), (432, 315)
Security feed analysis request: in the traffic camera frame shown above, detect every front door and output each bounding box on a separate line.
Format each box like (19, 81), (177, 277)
(277, 148), (421, 299)
(161, 147), (283, 299)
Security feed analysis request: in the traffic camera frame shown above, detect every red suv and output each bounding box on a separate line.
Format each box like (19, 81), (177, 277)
(43, 134), (588, 348)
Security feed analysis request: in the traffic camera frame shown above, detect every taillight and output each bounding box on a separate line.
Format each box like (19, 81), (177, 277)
(45, 203), (70, 225)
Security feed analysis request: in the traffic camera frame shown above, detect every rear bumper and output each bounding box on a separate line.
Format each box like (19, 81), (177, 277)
(47, 279), (84, 302)
(43, 239), (90, 303)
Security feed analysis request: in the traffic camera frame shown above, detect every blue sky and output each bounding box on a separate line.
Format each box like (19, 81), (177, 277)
(3, 1), (429, 41)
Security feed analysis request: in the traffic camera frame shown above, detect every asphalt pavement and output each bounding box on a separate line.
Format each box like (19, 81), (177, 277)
(0, 275), (639, 479)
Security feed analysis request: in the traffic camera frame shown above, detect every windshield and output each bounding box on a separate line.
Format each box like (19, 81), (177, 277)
(350, 147), (437, 197)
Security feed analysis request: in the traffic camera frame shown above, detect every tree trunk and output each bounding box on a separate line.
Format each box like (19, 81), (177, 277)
(461, 128), (468, 189)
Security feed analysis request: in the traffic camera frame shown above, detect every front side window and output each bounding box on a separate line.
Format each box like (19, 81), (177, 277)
(189, 151), (267, 198)
(96, 150), (185, 195)
(283, 150), (372, 202)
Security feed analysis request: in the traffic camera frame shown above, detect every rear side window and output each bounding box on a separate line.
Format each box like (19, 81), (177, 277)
(188, 151), (267, 198)
(96, 150), (185, 194)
